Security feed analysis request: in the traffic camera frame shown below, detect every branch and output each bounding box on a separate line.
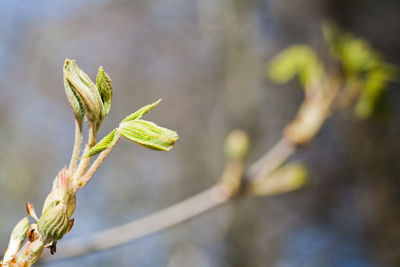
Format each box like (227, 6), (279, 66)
(42, 185), (229, 261)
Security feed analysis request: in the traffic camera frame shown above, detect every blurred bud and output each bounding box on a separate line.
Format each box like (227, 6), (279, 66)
(267, 45), (325, 90)
(250, 163), (308, 197)
(64, 59), (104, 124)
(2, 217), (29, 263)
(224, 130), (250, 160)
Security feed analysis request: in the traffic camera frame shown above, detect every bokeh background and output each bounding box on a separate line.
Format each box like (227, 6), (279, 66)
(1, 0), (400, 266)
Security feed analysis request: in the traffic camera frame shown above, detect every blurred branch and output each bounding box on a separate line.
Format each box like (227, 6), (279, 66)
(42, 185), (228, 261)
(40, 135), (300, 262)
(41, 66), (346, 262)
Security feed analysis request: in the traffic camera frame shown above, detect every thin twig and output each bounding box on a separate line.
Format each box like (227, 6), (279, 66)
(73, 122), (97, 181)
(75, 135), (121, 189)
(68, 120), (83, 174)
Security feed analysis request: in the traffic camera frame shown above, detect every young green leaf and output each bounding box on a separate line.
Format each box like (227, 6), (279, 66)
(354, 65), (396, 118)
(118, 119), (178, 151)
(96, 66), (113, 118)
(121, 99), (161, 123)
(83, 128), (119, 158)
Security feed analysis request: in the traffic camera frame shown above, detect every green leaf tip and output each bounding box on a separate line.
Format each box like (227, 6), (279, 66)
(96, 66), (113, 118)
(83, 128), (119, 158)
(121, 99), (162, 123)
(119, 119), (178, 151)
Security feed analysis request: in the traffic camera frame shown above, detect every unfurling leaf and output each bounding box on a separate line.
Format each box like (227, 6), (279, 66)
(118, 119), (178, 151)
(121, 99), (161, 123)
(267, 45), (325, 89)
(83, 129), (119, 158)
(96, 66), (113, 118)
(64, 59), (104, 123)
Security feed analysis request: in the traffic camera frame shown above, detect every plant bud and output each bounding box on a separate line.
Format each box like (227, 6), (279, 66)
(64, 58), (104, 124)
(39, 168), (74, 243)
(37, 201), (69, 244)
(250, 163), (307, 197)
(224, 130), (250, 160)
(96, 66), (113, 119)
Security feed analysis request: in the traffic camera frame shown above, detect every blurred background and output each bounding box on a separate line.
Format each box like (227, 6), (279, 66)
(0, 0), (400, 266)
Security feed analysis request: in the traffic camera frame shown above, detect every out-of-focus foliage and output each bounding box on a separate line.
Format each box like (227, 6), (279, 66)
(268, 24), (396, 119)
(224, 130), (250, 160)
(267, 45), (325, 90)
(323, 23), (397, 118)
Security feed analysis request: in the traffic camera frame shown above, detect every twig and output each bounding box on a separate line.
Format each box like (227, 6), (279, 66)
(75, 135), (121, 189)
(73, 122), (97, 181)
(68, 120), (83, 174)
